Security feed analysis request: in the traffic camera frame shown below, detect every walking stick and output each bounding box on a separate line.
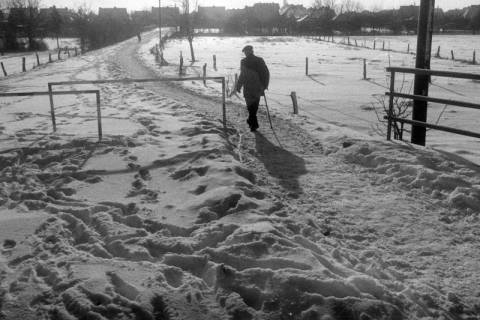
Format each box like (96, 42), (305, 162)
(263, 94), (273, 129)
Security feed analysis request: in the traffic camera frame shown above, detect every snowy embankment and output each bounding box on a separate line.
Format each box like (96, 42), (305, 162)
(0, 32), (479, 319)
(0, 38), (79, 77)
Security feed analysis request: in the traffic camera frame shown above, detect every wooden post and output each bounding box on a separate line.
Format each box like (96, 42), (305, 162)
(387, 71), (395, 141)
(22, 57), (26, 72)
(155, 45), (159, 62)
(1, 62), (7, 76)
(36, 52), (40, 66)
(355, 39), (358, 47)
(412, 0), (435, 146)
(179, 53), (184, 76)
(75, 47), (78, 56)
(363, 59), (367, 80)
(373, 40), (376, 50)
(451, 50), (455, 60)
(348, 36), (350, 45)
(49, 52), (52, 63)
(202, 63), (207, 85)
(222, 78), (226, 127)
(473, 50), (476, 65)
(305, 57), (309, 76)
(96, 91), (102, 141)
(213, 54), (217, 71)
(290, 91), (299, 114)
(436, 46), (440, 57)
(383, 41), (385, 51)
(67, 46), (71, 58)
(407, 43), (410, 53)
(58, 49), (61, 60)
(234, 73), (238, 88)
(48, 84), (57, 132)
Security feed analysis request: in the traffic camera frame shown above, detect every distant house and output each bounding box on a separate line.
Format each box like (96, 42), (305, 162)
(98, 7), (129, 20)
(151, 6), (180, 27)
(252, 3), (280, 22)
(40, 6), (69, 17)
(463, 5), (480, 19)
(132, 10), (152, 26)
(197, 6), (226, 28)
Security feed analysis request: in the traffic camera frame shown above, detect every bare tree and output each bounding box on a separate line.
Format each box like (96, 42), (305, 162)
(7, 0), (41, 50)
(176, 0), (197, 62)
(339, 0), (363, 13)
(312, 0), (323, 8)
(323, 0), (338, 12)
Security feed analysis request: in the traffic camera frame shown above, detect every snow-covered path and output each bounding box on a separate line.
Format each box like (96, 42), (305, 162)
(0, 33), (479, 319)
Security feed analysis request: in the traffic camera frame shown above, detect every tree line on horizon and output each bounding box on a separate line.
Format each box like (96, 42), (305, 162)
(1, 0), (479, 53)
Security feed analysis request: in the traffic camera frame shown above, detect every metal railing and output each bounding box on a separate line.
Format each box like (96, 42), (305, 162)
(0, 90), (102, 138)
(48, 76), (227, 135)
(386, 67), (480, 141)
(0, 76), (227, 142)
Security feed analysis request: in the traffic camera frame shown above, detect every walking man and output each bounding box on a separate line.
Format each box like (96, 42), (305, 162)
(236, 45), (270, 132)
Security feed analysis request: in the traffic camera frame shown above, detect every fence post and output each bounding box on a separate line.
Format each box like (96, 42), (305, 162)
(473, 50), (476, 65)
(75, 47), (78, 56)
(1, 62), (7, 76)
(49, 52), (52, 63)
(451, 50), (455, 60)
(436, 46), (441, 58)
(213, 54), (217, 71)
(36, 52), (40, 66)
(363, 59), (367, 80)
(22, 57), (26, 72)
(222, 77), (226, 127)
(348, 36), (350, 45)
(58, 49), (61, 60)
(383, 41), (385, 51)
(373, 40), (376, 50)
(305, 57), (309, 76)
(96, 91), (102, 141)
(66, 46), (71, 58)
(203, 63), (207, 86)
(234, 73), (238, 89)
(48, 84), (57, 132)
(387, 71), (395, 141)
(407, 43), (410, 54)
(179, 53), (184, 76)
(290, 91), (299, 114)
(355, 39), (358, 47)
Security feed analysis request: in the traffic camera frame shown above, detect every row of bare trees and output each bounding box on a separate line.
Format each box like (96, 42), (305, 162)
(1, 0), (142, 52)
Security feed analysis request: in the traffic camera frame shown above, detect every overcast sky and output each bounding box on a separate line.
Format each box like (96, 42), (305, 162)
(39, 0), (480, 12)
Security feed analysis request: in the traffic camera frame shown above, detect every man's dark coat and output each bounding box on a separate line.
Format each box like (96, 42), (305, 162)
(236, 54), (270, 104)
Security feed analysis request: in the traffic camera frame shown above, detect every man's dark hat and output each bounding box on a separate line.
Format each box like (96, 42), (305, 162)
(242, 45), (253, 53)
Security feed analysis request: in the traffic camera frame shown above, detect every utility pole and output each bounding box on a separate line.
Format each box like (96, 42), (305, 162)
(158, 0), (162, 46)
(411, 0), (435, 146)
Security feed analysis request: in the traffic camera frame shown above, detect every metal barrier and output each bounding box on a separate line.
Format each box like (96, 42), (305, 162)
(386, 67), (480, 141)
(2, 77), (227, 142)
(48, 76), (227, 130)
(0, 90), (102, 139)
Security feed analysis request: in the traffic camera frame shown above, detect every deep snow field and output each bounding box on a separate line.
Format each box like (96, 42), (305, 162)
(143, 32), (480, 164)
(0, 29), (479, 319)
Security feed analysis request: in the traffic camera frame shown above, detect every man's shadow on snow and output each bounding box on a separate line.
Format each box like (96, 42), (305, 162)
(254, 132), (307, 196)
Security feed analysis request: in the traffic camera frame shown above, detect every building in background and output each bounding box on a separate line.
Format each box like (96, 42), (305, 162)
(151, 6), (180, 27)
(98, 7), (129, 20)
(197, 6), (226, 29)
